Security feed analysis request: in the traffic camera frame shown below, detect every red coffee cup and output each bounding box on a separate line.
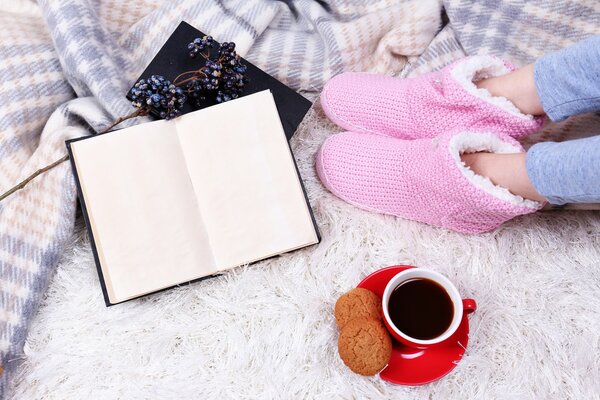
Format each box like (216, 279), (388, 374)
(381, 268), (476, 348)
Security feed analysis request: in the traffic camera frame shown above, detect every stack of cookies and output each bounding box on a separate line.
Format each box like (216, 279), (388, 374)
(334, 288), (392, 376)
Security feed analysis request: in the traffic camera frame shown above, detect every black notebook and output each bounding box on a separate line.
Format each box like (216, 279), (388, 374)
(127, 21), (312, 141)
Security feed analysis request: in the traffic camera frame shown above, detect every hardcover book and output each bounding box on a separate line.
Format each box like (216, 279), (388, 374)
(68, 91), (320, 305)
(128, 21), (312, 140)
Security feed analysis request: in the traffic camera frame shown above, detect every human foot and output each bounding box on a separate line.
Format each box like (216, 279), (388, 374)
(320, 56), (544, 140)
(460, 152), (547, 203)
(475, 64), (545, 117)
(315, 130), (542, 233)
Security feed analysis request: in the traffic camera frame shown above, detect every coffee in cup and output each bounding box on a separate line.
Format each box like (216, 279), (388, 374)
(381, 268), (476, 348)
(387, 277), (454, 341)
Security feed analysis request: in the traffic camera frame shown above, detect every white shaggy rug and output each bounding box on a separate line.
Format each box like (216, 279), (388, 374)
(9, 104), (600, 399)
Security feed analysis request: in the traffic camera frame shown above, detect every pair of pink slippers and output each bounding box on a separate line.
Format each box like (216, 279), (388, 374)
(316, 56), (546, 233)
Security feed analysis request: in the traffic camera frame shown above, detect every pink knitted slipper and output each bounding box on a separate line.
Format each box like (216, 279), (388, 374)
(315, 130), (542, 233)
(320, 56), (544, 140)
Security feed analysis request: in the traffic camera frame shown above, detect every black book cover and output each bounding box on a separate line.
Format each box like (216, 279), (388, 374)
(127, 21), (312, 141)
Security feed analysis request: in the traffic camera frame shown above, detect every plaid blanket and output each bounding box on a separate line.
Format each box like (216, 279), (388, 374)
(2, 0), (600, 394)
(0, 0), (440, 393)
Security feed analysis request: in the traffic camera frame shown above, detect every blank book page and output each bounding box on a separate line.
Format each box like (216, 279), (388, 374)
(176, 90), (318, 270)
(70, 120), (216, 303)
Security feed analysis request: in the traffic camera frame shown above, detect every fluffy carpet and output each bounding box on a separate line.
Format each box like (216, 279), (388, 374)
(9, 103), (600, 399)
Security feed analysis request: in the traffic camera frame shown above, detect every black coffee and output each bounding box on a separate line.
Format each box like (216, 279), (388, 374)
(388, 278), (454, 340)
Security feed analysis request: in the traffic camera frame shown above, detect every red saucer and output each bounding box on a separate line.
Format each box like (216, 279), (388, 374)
(357, 265), (472, 386)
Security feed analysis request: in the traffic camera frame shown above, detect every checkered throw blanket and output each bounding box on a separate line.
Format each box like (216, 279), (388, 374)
(1, 0), (599, 394)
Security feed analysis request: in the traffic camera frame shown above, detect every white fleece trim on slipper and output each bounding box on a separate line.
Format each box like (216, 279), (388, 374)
(448, 132), (540, 209)
(451, 56), (535, 121)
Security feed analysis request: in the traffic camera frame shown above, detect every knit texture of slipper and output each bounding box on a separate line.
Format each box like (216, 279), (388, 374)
(315, 130), (542, 233)
(320, 56), (544, 140)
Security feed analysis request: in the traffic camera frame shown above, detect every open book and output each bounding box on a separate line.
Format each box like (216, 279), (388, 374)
(68, 91), (320, 305)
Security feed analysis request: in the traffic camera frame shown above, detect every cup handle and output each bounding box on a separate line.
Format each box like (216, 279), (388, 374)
(463, 298), (477, 314)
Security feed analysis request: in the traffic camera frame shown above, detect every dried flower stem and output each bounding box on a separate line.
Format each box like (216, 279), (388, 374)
(173, 70), (208, 88)
(0, 109), (146, 203)
(0, 155), (71, 202)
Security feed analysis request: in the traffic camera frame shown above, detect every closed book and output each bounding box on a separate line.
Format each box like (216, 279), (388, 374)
(127, 20), (312, 141)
